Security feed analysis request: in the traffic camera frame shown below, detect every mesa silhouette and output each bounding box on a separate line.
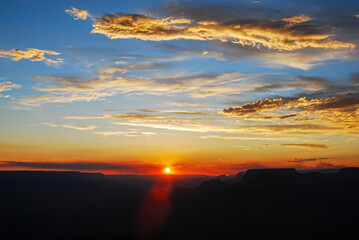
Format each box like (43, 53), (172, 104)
(0, 168), (358, 240)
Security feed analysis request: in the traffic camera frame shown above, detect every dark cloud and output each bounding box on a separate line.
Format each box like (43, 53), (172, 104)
(278, 113), (298, 119)
(280, 144), (329, 149)
(0, 161), (159, 172)
(161, 1), (284, 29)
(245, 113), (297, 120)
(288, 157), (329, 162)
(220, 98), (289, 116)
(350, 73), (359, 85)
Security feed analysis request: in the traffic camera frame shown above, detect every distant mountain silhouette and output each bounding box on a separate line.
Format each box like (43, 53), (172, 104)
(166, 168), (359, 240)
(0, 168), (358, 240)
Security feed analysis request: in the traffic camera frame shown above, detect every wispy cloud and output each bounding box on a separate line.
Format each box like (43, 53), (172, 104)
(93, 129), (157, 137)
(65, 7), (91, 20)
(137, 109), (216, 116)
(20, 59), (340, 106)
(0, 81), (21, 98)
(19, 69), (255, 106)
(199, 135), (286, 141)
(44, 123), (97, 130)
(64, 111), (348, 137)
(163, 101), (206, 107)
(0, 48), (63, 65)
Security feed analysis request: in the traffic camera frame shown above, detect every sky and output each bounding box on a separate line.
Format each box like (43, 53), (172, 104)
(1, 0), (359, 175)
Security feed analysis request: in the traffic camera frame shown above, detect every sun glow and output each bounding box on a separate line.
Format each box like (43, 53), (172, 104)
(164, 167), (171, 174)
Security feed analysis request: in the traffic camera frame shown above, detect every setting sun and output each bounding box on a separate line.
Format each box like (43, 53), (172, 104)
(164, 168), (171, 174)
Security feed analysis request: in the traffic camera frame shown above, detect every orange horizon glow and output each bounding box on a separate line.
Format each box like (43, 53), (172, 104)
(0, 157), (357, 176)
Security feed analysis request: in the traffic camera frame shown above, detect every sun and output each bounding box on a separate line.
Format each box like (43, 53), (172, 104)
(164, 167), (171, 174)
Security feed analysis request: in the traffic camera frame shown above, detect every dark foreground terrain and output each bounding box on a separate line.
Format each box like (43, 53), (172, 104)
(0, 168), (358, 240)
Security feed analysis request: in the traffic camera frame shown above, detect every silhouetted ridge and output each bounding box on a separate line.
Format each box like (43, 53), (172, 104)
(339, 167), (359, 174)
(245, 168), (297, 175)
(166, 168), (359, 240)
(0, 170), (105, 180)
(1, 169), (358, 240)
(240, 168), (298, 185)
(196, 178), (226, 191)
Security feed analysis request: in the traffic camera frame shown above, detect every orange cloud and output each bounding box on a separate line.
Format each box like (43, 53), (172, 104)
(281, 15), (312, 24)
(90, 13), (355, 51)
(65, 7), (91, 20)
(220, 93), (359, 118)
(0, 48), (63, 65)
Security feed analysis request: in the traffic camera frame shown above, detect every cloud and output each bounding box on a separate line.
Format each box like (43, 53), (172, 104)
(44, 123), (97, 130)
(280, 143), (329, 149)
(220, 92), (359, 135)
(89, 13), (354, 51)
(0, 48), (63, 65)
(314, 162), (348, 169)
(345, 137), (358, 143)
(350, 73), (359, 85)
(199, 135), (286, 141)
(152, 1), (359, 70)
(105, 113), (212, 123)
(288, 157), (329, 162)
(66, 112), (235, 134)
(220, 93), (359, 119)
(220, 98), (289, 116)
(65, 7), (91, 20)
(93, 129), (157, 137)
(0, 81), (21, 92)
(158, 41), (354, 70)
(17, 51), (351, 107)
(163, 101), (205, 107)
(243, 124), (341, 135)
(245, 113), (298, 121)
(19, 70), (254, 106)
(66, 112), (239, 134)
(0, 81), (21, 98)
(137, 109), (216, 116)
(281, 15), (312, 24)
(64, 110), (347, 136)
(278, 113), (298, 119)
(252, 76), (331, 92)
